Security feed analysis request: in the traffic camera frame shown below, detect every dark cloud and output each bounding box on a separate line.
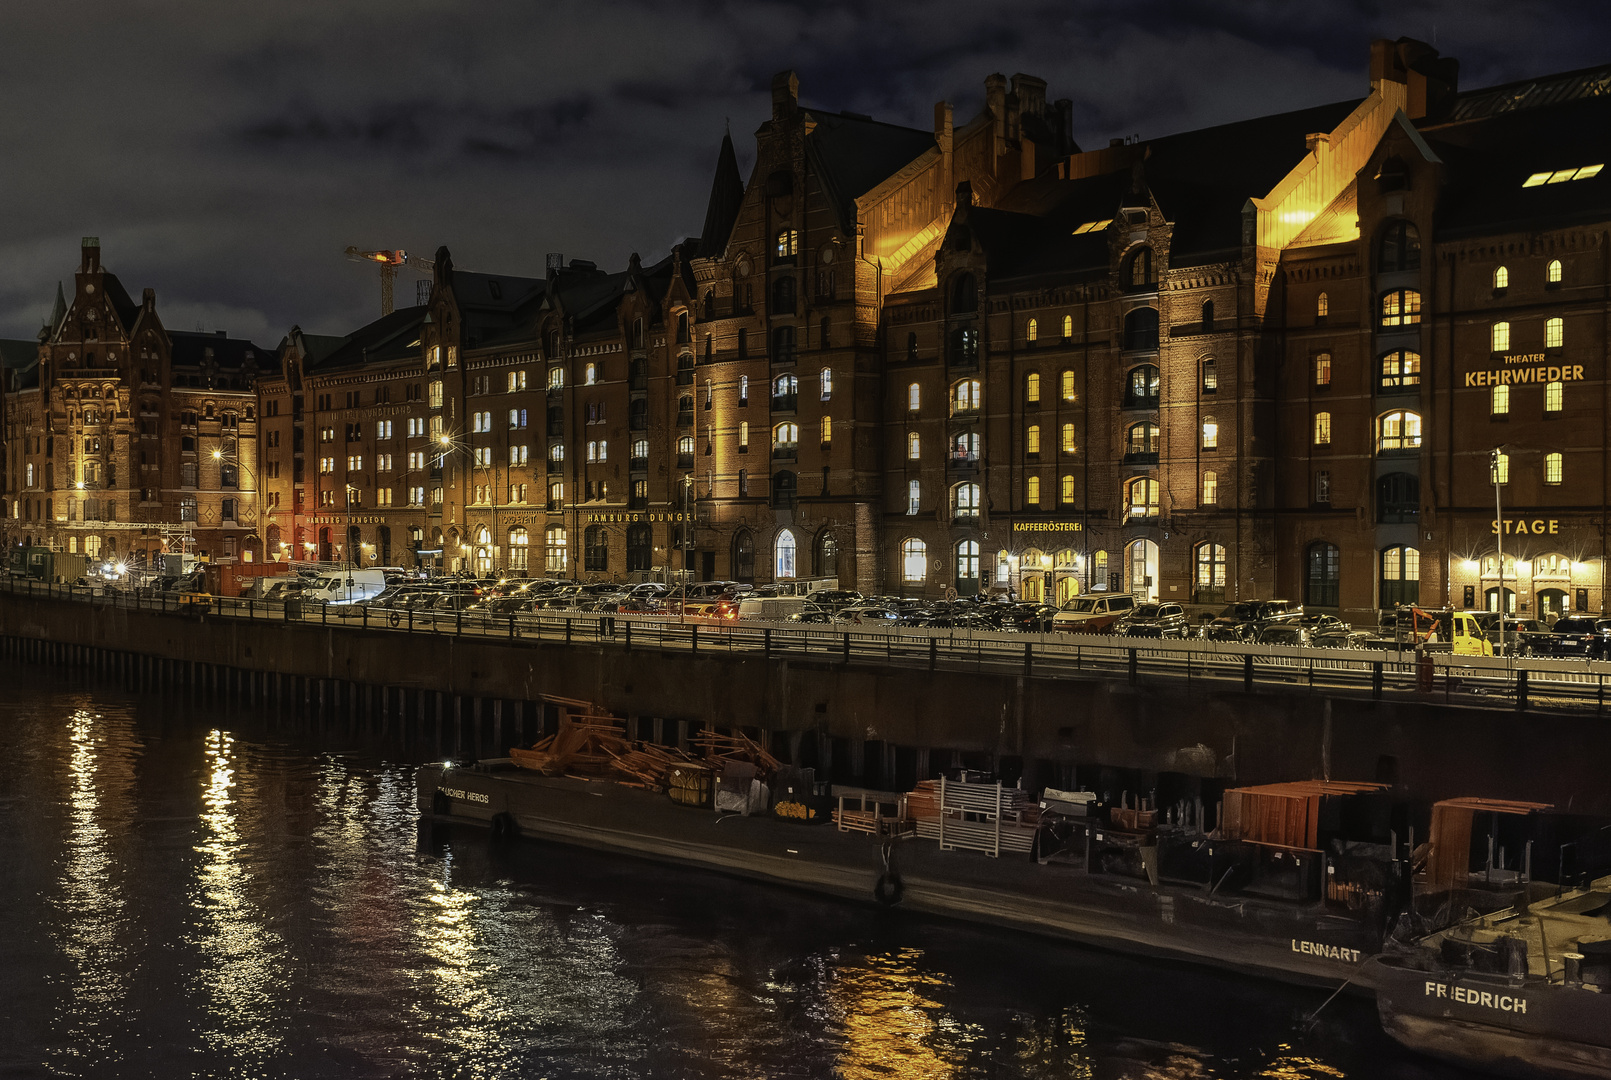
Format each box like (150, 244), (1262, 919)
(1, 0), (1605, 344)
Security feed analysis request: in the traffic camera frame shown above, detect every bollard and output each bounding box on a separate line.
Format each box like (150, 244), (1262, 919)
(1243, 653), (1254, 693)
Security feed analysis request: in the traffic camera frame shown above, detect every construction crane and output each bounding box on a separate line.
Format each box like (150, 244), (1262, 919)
(344, 247), (434, 316)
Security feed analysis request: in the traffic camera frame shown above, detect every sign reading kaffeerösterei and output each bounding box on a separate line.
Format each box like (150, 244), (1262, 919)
(1012, 521), (1083, 532)
(1465, 352), (1585, 387)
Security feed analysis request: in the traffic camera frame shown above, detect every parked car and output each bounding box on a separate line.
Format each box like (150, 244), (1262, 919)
(1254, 623), (1311, 648)
(1051, 593), (1136, 633)
(835, 605), (901, 625)
(787, 608), (834, 624)
(1202, 600), (1304, 641)
(1122, 602), (1190, 638)
(1522, 617), (1611, 659)
(811, 590), (864, 613)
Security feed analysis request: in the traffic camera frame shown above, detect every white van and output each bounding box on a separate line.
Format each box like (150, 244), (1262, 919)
(1051, 593), (1137, 633)
(736, 596), (813, 621)
(304, 568), (387, 606)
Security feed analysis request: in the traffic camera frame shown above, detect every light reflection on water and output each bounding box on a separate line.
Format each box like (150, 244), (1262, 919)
(0, 670), (1484, 1079)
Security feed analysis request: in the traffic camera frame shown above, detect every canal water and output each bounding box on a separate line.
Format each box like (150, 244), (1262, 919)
(0, 662), (1482, 1079)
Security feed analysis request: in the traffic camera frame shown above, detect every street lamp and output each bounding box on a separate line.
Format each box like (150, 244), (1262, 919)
(212, 436), (263, 561)
(1492, 445), (1508, 656)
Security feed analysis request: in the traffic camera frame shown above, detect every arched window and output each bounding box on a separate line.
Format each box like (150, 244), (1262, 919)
(1061, 314), (1073, 338)
(1026, 318), (1038, 343)
(953, 482), (981, 520)
(626, 523), (652, 572)
(772, 423), (798, 455)
(1060, 474), (1076, 504)
(775, 530), (797, 579)
(1202, 470), (1218, 504)
(676, 311), (690, 343)
(1377, 473), (1419, 522)
(819, 367), (833, 400)
(950, 325), (979, 365)
(1377, 410), (1422, 452)
(771, 325), (796, 363)
(1546, 317), (1564, 349)
(1491, 384), (1510, 416)
(1125, 246), (1155, 288)
(770, 275), (796, 315)
(1126, 477), (1159, 518)
(1546, 380), (1564, 412)
(1545, 452), (1563, 484)
(1061, 370), (1076, 401)
(1025, 372), (1041, 404)
(1492, 321), (1510, 352)
(1026, 475), (1041, 504)
(1314, 353), (1332, 387)
(1194, 543), (1226, 603)
(955, 540), (980, 592)
(1125, 422), (1157, 456)
(772, 373), (797, 407)
(907, 432), (921, 459)
(1123, 307), (1160, 350)
(1547, 259), (1563, 284)
(771, 470), (797, 509)
(1313, 412), (1332, 446)
(1380, 290), (1422, 327)
(1060, 422), (1076, 453)
(907, 383), (921, 412)
(774, 229), (798, 259)
(1201, 416), (1218, 450)
(510, 526), (531, 571)
(1317, 292), (1329, 318)
(1126, 365), (1159, 406)
(703, 290), (715, 320)
(1378, 220), (1421, 271)
(266, 523), (282, 556)
(953, 432), (979, 462)
(733, 529), (755, 581)
(544, 526), (568, 573)
(1025, 425), (1040, 455)
(819, 416), (832, 445)
(1491, 450), (1510, 485)
(1379, 350), (1421, 389)
(814, 530), (838, 577)
(677, 435), (695, 461)
(1380, 546), (1421, 607)
(1493, 266), (1509, 290)
(952, 379), (981, 414)
(901, 538), (927, 584)
(950, 273), (977, 313)
(907, 479), (921, 515)
(1201, 300), (1214, 330)
(1305, 542), (1340, 608)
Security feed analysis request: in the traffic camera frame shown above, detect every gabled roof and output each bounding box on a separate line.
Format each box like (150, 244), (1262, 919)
(805, 110), (937, 232)
(169, 330), (271, 373)
(447, 270), (545, 348)
(307, 306), (428, 372)
(99, 272), (142, 333)
(698, 131), (745, 259)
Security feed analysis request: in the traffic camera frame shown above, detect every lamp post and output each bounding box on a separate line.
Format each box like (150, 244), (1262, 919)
(211, 437), (264, 563)
(1492, 445), (1507, 656)
(678, 474), (693, 624)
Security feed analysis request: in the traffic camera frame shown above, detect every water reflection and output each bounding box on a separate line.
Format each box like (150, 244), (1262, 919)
(189, 728), (286, 1064)
(49, 707), (134, 1074)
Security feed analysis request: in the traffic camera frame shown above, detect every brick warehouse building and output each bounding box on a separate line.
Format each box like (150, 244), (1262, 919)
(1, 238), (265, 566)
(10, 41), (1610, 626)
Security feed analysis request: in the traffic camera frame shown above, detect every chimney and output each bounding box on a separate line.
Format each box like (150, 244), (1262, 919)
(771, 70), (799, 121)
(80, 236), (100, 274)
(934, 101), (954, 195)
(1010, 74), (1048, 117)
(985, 73), (1007, 156)
(142, 288), (155, 309)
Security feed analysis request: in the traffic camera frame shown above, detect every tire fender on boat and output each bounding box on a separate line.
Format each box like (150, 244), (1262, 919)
(489, 811), (518, 843)
(432, 790), (451, 817)
(874, 871), (904, 907)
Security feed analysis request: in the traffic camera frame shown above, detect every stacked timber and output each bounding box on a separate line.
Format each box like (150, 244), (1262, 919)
(905, 777), (1039, 857)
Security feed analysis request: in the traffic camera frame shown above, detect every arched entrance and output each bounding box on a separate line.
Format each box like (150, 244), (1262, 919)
(1485, 586), (1516, 613)
(1126, 539), (1158, 602)
(1018, 548), (1046, 601)
(1538, 588), (1569, 622)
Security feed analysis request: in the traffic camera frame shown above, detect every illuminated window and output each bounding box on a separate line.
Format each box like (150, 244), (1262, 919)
(1377, 410), (1422, 452)
(547, 366), (564, 389)
(1201, 416), (1218, 450)
(1380, 546), (1421, 607)
(1061, 370), (1075, 401)
(901, 538), (927, 582)
(677, 435), (695, 457)
(775, 229), (798, 259)
(1492, 322), (1510, 352)
(819, 416), (832, 444)
(1379, 350), (1421, 389)
(1314, 353), (1331, 387)
(1060, 423), (1076, 453)
(1025, 373), (1040, 404)
(584, 363), (596, 385)
(952, 482), (981, 519)
(1125, 477), (1158, 518)
(775, 530), (797, 580)
(952, 379), (981, 414)
(1546, 317), (1564, 349)
(545, 527), (568, 573)
(1491, 384), (1510, 416)
(1313, 412), (1331, 446)
(1025, 425), (1041, 455)
(1026, 476), (1041, 504)
(1380, 289), (1422, 327)
(1523, 164), (1603, 187)
(1201, 470), (1218, 504)
(772, 422), (797, 451)
(1493, 266), (1509, 290)
(1126, 422), (1158, 456)
(1316, 292), (1329, 318)
(738, 421), (749, 450)
(819, 368), (832, 400)
(1315, 470), (1330, 503)
(1548, 259), (1563, 284)
(1491, 451), (1510, 485)
(1026, 318), (1038, 343)
(1201, 359), (1217, 392)
(1195, 543), (1226, 600)
(1545, 452), (1563, 484)
(1061, 315), (1073, 338)
(1378, 220), (1421, 271)
(907, 481), (920, 516)
(1546, 380), (1563, 412)
(1060, 474), (1076, 504)
(907, 383), (921, 412)
(908, 432), (921, 459)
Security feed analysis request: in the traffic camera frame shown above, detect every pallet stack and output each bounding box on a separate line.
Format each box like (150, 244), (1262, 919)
(905, 777), (1040, 857)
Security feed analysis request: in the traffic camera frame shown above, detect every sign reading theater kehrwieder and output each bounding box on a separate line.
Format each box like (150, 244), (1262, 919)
(1466, 353), (1584, 387)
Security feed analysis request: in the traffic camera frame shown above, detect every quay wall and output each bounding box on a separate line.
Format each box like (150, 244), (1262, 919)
(3, 593), (1609, 813)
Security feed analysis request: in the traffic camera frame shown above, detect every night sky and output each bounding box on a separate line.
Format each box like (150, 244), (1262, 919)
(2, 1), (1605, 347)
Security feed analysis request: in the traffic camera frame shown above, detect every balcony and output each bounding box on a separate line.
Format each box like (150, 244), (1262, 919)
(677, 453), (694, 470)
(629, 455), (648, 472)
(629, 495), (647, 510)
(772, 445), (797, 462)
(770, 394), (797, 413)
(546, 458), (564, 475)
(675, 410), (694, 428)
(1121, 394), (1159, 410)
(951, 512), (980, 528)
(546, 499), (563, 512)
(1122, 451), (1159, 465)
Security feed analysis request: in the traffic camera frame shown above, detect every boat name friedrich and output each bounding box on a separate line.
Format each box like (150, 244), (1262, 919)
(440, 787), (489, 805)
(1424, 982), (1528, 1013)
(1291, 940), (1362, 963)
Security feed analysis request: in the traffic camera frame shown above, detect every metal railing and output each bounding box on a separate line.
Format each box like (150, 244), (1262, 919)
(5, 574), (1611, 714)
